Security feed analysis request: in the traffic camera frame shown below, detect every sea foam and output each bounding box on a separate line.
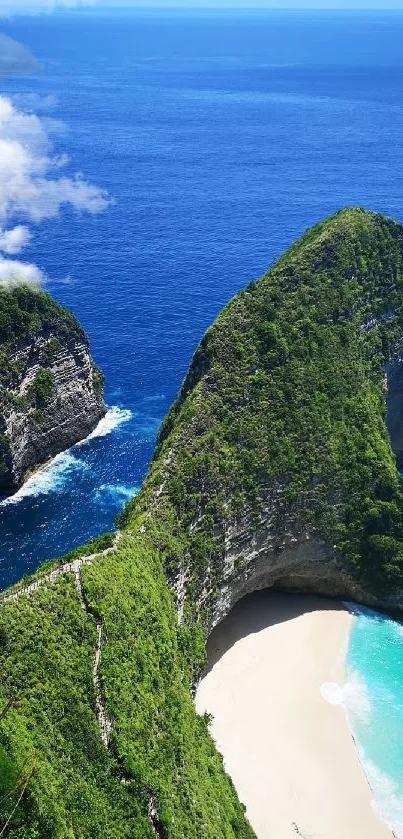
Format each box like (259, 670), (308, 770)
(321, 671), (371, 723)
(360, 755), (403, 839)
(77, 406), (132, 444)
(0, 451), (86, 507)
(343, 607), (403, 838)
(0, 406), (132, 506)
(321, 670), (403, 835)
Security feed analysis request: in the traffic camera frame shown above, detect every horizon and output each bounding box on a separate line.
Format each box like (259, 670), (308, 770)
(4, 1), (403, 14)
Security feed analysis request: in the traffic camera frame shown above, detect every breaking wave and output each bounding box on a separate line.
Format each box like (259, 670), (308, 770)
(0, 452), (86, 506)
(77, 406), (132, 444)
(341, 606), (403, 838)
(321, 671), (371, 724)
(0, 406), (133, 507)
(360, 756), (403, 838)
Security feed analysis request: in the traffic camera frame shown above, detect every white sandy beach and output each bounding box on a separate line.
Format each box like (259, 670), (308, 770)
(195, 590), (393, 839)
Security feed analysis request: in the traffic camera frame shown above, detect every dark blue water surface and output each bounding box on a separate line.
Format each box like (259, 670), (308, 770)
(1, 9), (403, 588)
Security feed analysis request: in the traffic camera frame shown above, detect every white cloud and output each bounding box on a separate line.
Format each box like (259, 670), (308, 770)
(0, 34), (41, 75)
(0, 95), (110, 286)
(0, 256), (44, 286)
(0, 225), (32, 254)
(0, 96), (110, 224)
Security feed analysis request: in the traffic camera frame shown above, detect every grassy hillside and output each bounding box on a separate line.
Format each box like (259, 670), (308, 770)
(2, 208), (403, 836)
(0, 536), (253, 839)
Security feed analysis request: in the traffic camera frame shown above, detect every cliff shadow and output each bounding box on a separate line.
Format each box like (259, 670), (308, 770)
(387, 359), (403, 470)
(203, 589), (345, 677)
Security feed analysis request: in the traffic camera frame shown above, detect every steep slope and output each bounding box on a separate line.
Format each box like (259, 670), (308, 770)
(0, 534), (254, 839)
(2, 208), (403, 837)
(126, 207), (403, 628)
(0, 286), (105, 491)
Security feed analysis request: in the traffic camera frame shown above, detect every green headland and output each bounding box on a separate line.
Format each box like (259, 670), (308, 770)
(2, 208), (403, 837)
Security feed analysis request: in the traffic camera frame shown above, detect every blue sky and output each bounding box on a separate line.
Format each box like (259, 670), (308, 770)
(90, 0), (403, 5)
(3, 0), (403, 10)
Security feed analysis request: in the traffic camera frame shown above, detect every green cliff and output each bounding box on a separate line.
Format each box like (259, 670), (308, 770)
(0, 286), (105, 492)
(2, 208), (403, 837)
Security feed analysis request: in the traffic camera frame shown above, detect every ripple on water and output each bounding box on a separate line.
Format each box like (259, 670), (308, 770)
(344, 609), (403, 838)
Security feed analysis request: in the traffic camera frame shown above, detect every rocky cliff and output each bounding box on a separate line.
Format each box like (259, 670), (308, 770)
(3, 209), (403, 838)
(125, 207), (403, 630)
(0, 286), (105, 491)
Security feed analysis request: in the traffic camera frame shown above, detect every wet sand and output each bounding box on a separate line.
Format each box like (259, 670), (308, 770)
(195, 590), (393, 839)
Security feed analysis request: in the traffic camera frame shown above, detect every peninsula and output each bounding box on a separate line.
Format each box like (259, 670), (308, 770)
(1, 208), (403, 837)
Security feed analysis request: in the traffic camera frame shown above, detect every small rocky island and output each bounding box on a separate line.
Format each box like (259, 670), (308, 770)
(0, 285), (105, 492)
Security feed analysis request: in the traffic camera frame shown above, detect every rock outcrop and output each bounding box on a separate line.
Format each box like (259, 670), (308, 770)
(0, 286), (105, 491)
(125, 207), (403, 630)
(4, 209), (403, 837)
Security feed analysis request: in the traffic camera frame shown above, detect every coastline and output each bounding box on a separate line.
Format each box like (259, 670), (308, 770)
(23, 456), (54, 484)
(195, 590), (393, 839)
(0, 408), (126, 501)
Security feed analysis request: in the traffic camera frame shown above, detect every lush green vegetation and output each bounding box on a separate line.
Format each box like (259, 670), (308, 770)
(81, 535), (253, 838)
(0, 538), (253, 838)
(27, 369), (55, 407)
(3, 208), (403, 836)
(0, 576), (150, 839)
(122, 208), (403, 605)
(0, 287), (84, 347)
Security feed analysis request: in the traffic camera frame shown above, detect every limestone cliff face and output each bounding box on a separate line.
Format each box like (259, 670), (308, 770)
(201, 500), (401, 636)
(125, 208), (403, 631)
(0, 288), (105, 492)
(204, 348), (403, 633)
(168, 479), (403, 636)
(6, 210), (403, 839)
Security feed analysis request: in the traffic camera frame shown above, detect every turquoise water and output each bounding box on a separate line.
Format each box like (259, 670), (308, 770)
(345, 606), (403, 835)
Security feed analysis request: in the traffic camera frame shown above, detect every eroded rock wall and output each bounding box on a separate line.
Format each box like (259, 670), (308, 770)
(0, 326), (105, 491)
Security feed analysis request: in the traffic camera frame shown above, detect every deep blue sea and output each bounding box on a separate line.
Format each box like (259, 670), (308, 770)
(1, 9), (403, 833)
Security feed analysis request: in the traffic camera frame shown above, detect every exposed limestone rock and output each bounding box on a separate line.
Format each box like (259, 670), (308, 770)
(0, 292), (105, 492)
(386, 355), (403, 469)
(124, 208), (403, 632)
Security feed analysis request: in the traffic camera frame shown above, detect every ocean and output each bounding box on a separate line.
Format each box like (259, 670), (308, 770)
(1, 8), (403, 833)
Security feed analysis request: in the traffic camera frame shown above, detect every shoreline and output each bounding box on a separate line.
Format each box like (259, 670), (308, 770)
(0, 409), (116, 500)
(23, 455), (55, 484)
(0, 457), (54, 500)
(195, 590), (393, 839)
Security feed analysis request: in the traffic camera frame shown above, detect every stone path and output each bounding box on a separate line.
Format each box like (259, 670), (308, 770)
(0, 533), (122, 747)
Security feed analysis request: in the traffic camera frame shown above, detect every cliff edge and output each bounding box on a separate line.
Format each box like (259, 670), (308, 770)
(125, 207), (403, 628)
(0, 285), (105, 492)
(2, 209), (403, 837)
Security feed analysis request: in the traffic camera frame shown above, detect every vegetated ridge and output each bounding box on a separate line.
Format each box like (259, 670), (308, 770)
(2, 208), (403, 837)
(0, 285), (105, 492)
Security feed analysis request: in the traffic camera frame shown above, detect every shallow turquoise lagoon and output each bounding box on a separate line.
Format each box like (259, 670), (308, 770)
(346, 605), (403, 836)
